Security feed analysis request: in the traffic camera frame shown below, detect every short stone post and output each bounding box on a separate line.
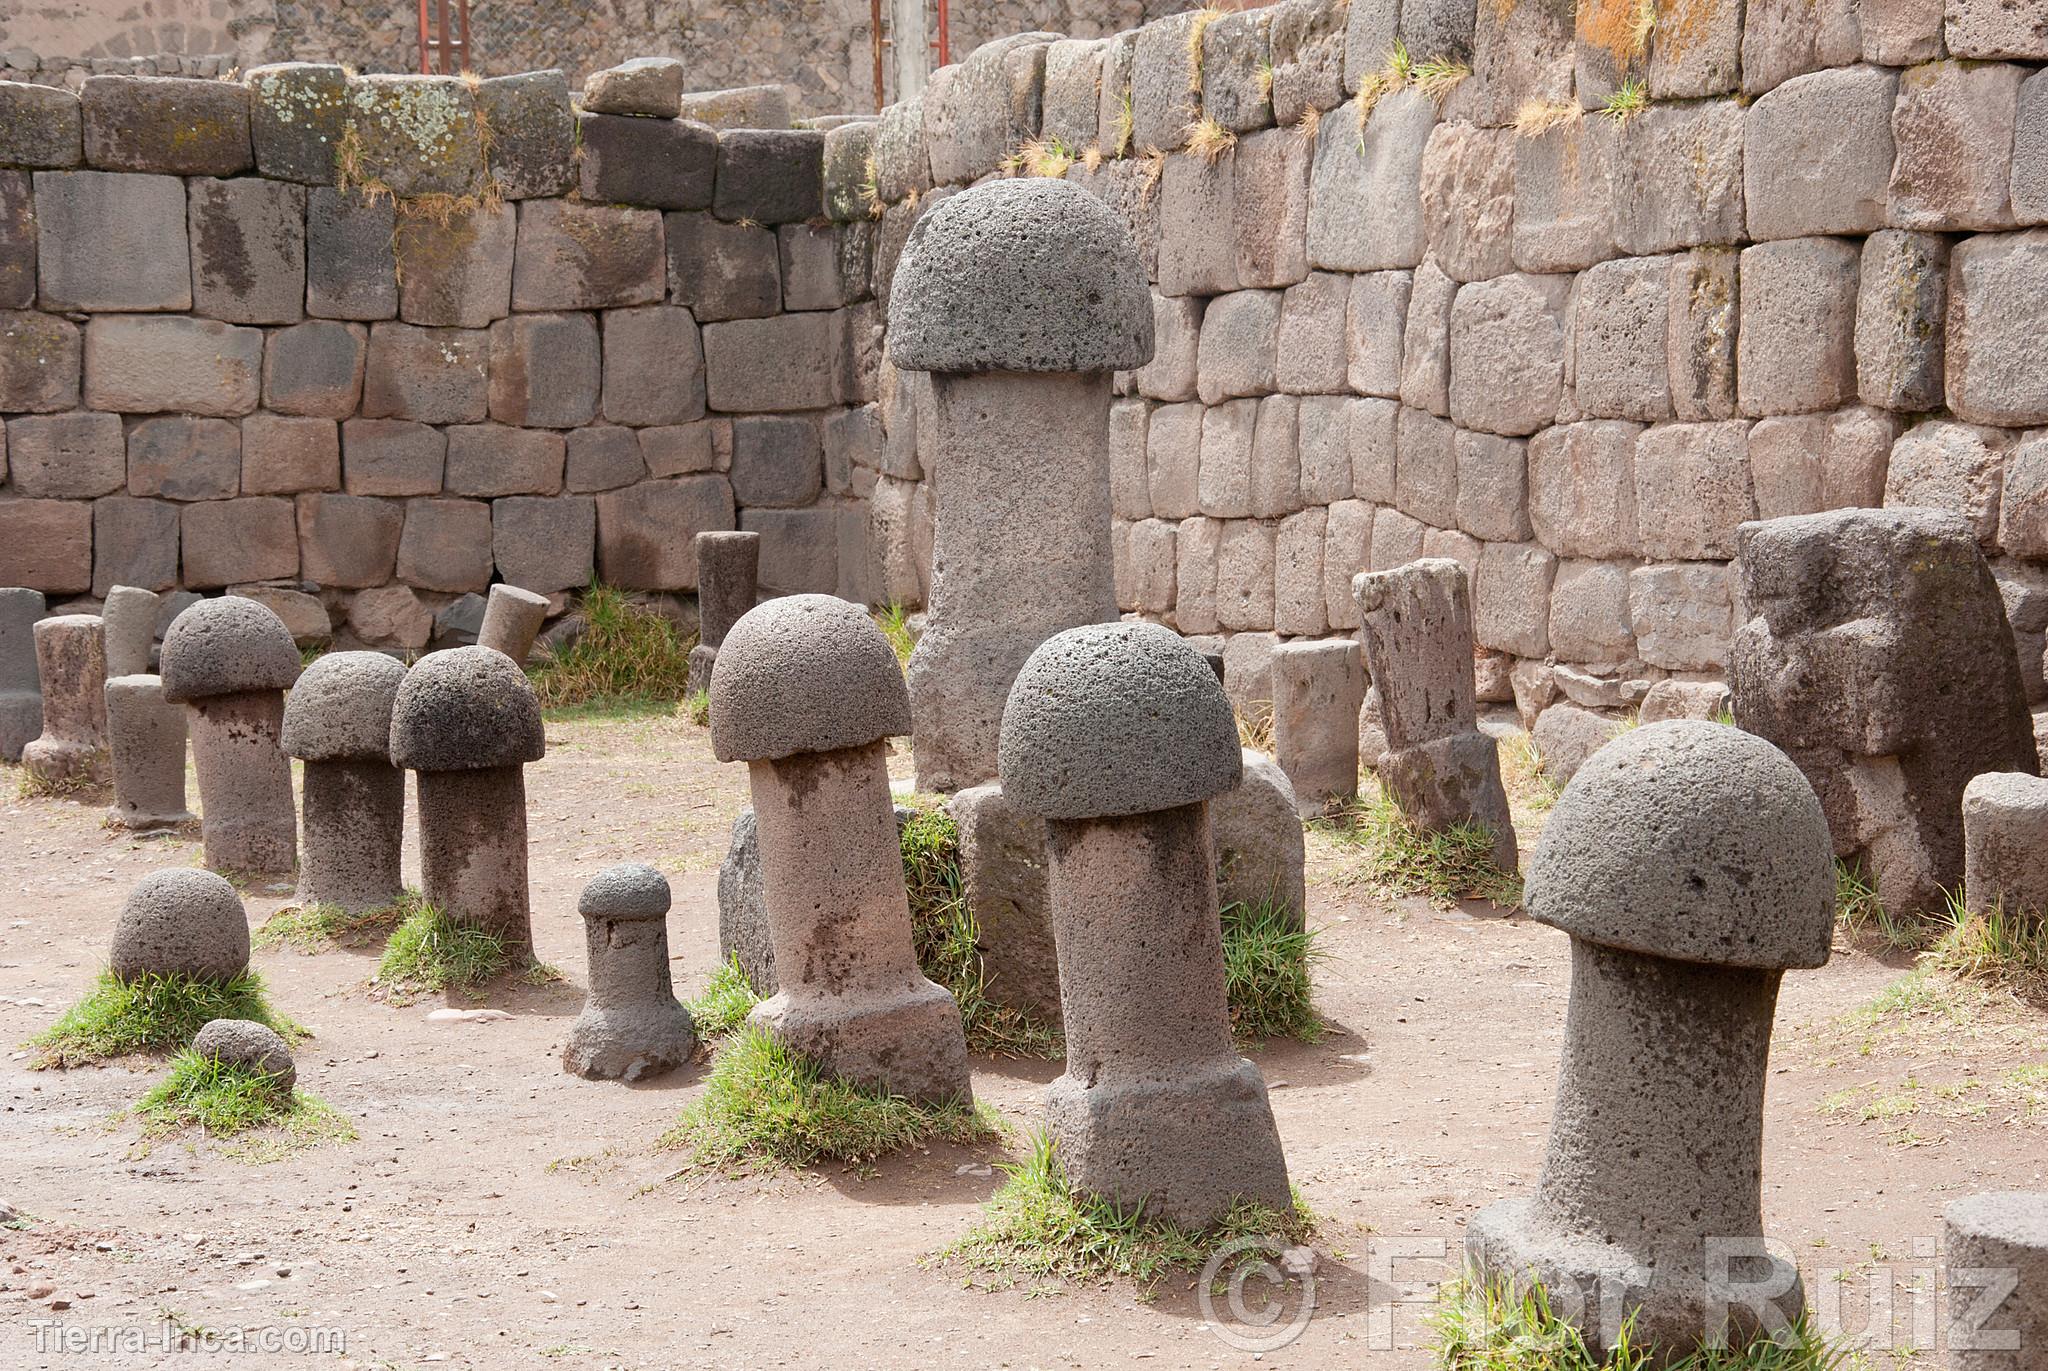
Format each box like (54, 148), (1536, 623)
(1271, 639), (1366, 818)
(101, 585), (160, 677)
(885, 176), (1154, 793)
(477, 583), (550, 664)
(110, 868), (251, 985)
(999, 621), (1292, 1225)
(1946, 1192), (2048, 1370)
(159, 598), (302, 876)
(389, 645), (545, 955)
(709, 593), (972, 1104)
(686, 530), (761, 696)
(22, 615), (109, 789)
(1466, 721), (1834, 1357)
(1353, 559), (1518, 872)
(0, 588), (44, 762)
(563, 863), (697, 1081)
(1964, 773), (2048, 920)
(281, 652), (408, 915)
(104, 675), (191, 828)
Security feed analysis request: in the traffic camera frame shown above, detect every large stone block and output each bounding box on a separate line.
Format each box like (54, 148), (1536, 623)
(0, 171), (31, 311)
(1644, 0), (1744, 98)
(713, 128), (824, 224)
(32, 170), (189, 312)
(0, 82), (82, 169)
(1463, 0), (1574, 124)
(1276, 272), (1349, 395)
(298, 492), (403, 588)
(739, 505), (839, 595)
(1202, 9), (1276, 134)
(184, 177), (307, 327)
(1136, 294), (1203, 403)
(1110, 399), (1152, 520)
(949, 784), (1062, 1027)
(126, 415), (239, 501)
(702, 313), (837, 414)
(180, 497), (297, 588)
(1741, 0), (1864, 97)
(1148, 401), (1204, 520)
(595, 476), (736, 589)
(84, 316), (262, 417)
(600, 306), (705, 427)
(1747, 406), (1899, 517)
(2001, 432), (2048, 558)
(1400, 258), (1457, 416)
(1449, 273), (1570, 437)
(1199, 399), (1259, 518)
(1067, 160), (1160, 284)
(872, 96), (931, 203)
(1274, 507), (1329, 636)
(1233, 127), (1312, 290)
(1945, 0), (2048, 59)
(1610, 100), (1744, 254)
(1743, 66), (1896, 241)
(1420, 122), (1517, 284)
(306, 187), (397, 321)
(488, 312), (600, 429)
(444, 425), (565, 498)
(1307, 88), (1434, 272)
(342, 418), (446, 497)
(511, 200), (664, 312)
(360, 322), (488, 424)
(476, 70), (576, 199)
(927, 34), (1055, 181)
(565, 427), (646, 493)
(1175, 514), (1224, 632)
(576, 112), (715, 212)
(392, 497), (490, 591)
(394, 201), (515, 328)
(1395, 405), (1459, 529)
(1457, 430), (1532, 543)
(1512, 117), (1617, 274)
(346, 75), (483, 198)
(1634, 419), (1756, 559)
(1096, 30), (1139, 154)
(241, 414), (340, 496)
(1324, 497), (1372, 627)
(262, 319), (366, 419)
(493, 495), (595, 593)
(1216, 518), (1279, 631)
(665, 213), (780, 322)
(1370, 504), (1428, 570)
(91, 495), (177, 595)
(1573, 254), (1674, 422)
(1473, 542), (1556, 659)
(1948, 228), (2048, 427)
(1250, 396), (1304, 518)
(1855, 230), (1949, 412)
(1042, 39), (1105, 150)
(0, 498), (92, 593)
(1296, 395), (1354, 505)
(1197, 289), (1284, 404)
(1347, 269), (1411, 399)
(1628, 561), (1731, 670)
(245, 62), (349, 185)
(1861, 0), (1946, 65)
(1270, 0), (1349, 126)
(81, 76), (250, 176)
(1157, 150), (1240, 298)
(583, 58), (684, 117)
(1667, 247), (1740, 421)
(821, 119), (879, 224)
(730, 415), (823, 509)
(1529, 420), (1642, 558)
(1736, 237), (1859, 417)
(8, 412), (124, 498)
(0, 311), (80, 413)
(1349, 395), (1399, 503)
(1131, 13), (1204, 152)
(1548, 558), (1636, 663)
(779, 222), (866, 312)
(1884, 419), (2011, 546)
(1891, 61), (2023, 232)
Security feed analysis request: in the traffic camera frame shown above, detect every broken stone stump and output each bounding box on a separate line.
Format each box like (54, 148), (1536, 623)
(281, 651), (407, 915)
(1211, 749), (1309, 929)
(950, 782), (1060, 1027)
(160, 597), (302, 877)
(886, 176), (1154, 792)
(1466, 721), (1833, 1358)
(687, 529), (761, 696)
(564, 863), (697, 1081)
(22, 614), (109, 791)
(110, 868), (251, 984)
(1732, 509), (2038, 914)
(1963, 772), (2048, 920)
(1353, 559), (1518, 873)
(477, 583), (549, 664)
(1000, 621), (1292, 1226)
(104, 674), (191, 828)
(0, 588), (44, 762)
(715, 808), (777, 994)
(1271, 638), (1366, 817)
(390, 645), (545, 956)
(193, 1018), (295, 1091)
(709, 593), (971, 1104)
(101, 585), (160, 677)
(1945, 1192), (2048, 1371)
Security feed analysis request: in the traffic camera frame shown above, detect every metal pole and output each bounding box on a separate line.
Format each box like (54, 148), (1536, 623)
(935, 0), (950, 68)
(872, 0), (887, 110)
(891, 0), (929, 101)
(417, 0), (431, 73)
(437, 0), (451, 74)
(456, 0), (471, 71)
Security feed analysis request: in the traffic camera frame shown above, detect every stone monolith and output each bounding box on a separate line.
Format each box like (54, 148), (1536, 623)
(104, 674), (191, 828)
(687, 530), (761, 696)
(0, 588), (44, 762)
(22, 615), (109, 790)
(1963, 773), (2048, 921)
(477, 583), (550, 664)
(101, 585), (160, 677)
(563, 862), (697, 1081)
(1946, 1192), (2048, 1371)
(1271, 638), (1366, 818)
(282, 651), (408, 914)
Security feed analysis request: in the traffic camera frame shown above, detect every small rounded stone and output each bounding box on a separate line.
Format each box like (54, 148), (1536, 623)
(709, 594), (911, 764)
(1527, 720), (1834, 969)
(109, 869), (251, 984)
(578, 862), (671, 920)
(281, 651), (407, 762)
(159, 596), (302, 703)
(998, 621), (1244, 822)
(388, 645), (545, 772)
(886, 177), (1155, 375)
(191, 1018), (295, 1091)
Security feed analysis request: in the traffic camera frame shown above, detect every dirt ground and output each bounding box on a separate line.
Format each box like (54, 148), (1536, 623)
(2, 708), (2042, 1370)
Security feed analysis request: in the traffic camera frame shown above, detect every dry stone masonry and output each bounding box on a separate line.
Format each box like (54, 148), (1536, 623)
(20, 612), (107, 789)
(0, 588), (44, 761)
(1270, 636), (1366, 816)
(103, 672), (191, 828)
(563, 862), (698, 1082)
(281, 650), (409, 915)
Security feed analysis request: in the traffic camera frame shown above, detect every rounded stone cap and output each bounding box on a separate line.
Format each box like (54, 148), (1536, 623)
(388, 645), (545, 772)
(709, 594), (910, 763)
(192, 1018), (295, 1090)
(886, 177), (1155, 374)
(109, 869), (251, 984)
(159, 596), (301, 703)
(1946, 1191), (2048, 1252)
(579, 862), (672, 920)
(998, 621), (1243, 821)
(1526, 720), (1834, 969)
(281, 651), (408, 762)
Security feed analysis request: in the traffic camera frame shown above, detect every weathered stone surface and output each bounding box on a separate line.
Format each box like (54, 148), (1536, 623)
(1947, 230), (2048, 427)
(1741, 0), (1865, 97)
(1610, 100), (1744, 254)
(389, 497), (486, 592)
(1234, 128), (1312, 290)
(872, 95), (931, 202)
(260, 320), (365, 420)
(444, 425), (564, 498)
(1147, 402), (1204, 519)
(296, 492), (400, 590)
(730, 416), (823, 509)
(0, 82), (82, 169)
(821, 119), (879, 225)
(6, 411), (121, 499)
(1157, 149), (1240, 298)
(1737, 237), (1859, 417)
(245, 62), (348, 185)
(1634, 420), (1756, 560)
(361, 322), (488, 424)
(563, 863), (695, 1082)
(1885, 419), (2011, 547)
(1945, 0), (2048, 59)
(394, 202), (514, 329)
(779, 222), (866, 312)
(1346, 270), (1410, 399)
(1199, 400), (1257, 518)
(183, 177), (306, 327)
(511, 200), (664, 312)
(306, 187), (396, 321)
(1891, 61), (2023, 232)
(1549, 559), (1636, 663)
(564, 427), (645, 493)
(347, 75), (483, 198)
(1456, 431), (1532, 543)
(1216, 518), (1278, 631)
(87, 316), (262, 418)
(1748, 406), (1899, 518)
(126, 416), (239, 502)
(1449, 273), (1570, 437)
(19, 613), (108, 790)
(91, 498), (177, 595)
(476, 70), (576, 199)
(1130, 13), (1204, 152)
(342, 418), (445, 496)
(664, 213), (780, 322)
(1270, 0), (1348, 124)
(1276, 272), (1349, 395)
(583, 57), (684, 117)
(1196, 291), (1280, 404)
(1513, 117), (1617, 274)
(1530, 420), (1642, 559)
(1855, 230), (1949, 412)
(1308, 88), (1434, 272)
(0, 500), (90, 595)
(1201, 9), (1275, 133)
(0, 312), (76, 415)
(1395, 404), (1459, 528)
(32, 170), (189, 312)
(1274, 507), (1328, 635)
(348, 583), (432, 649)
(110, 869), (249, 984)
(1743, 67), (1896, 241)
(1573, 254), (1673, 422)
(1475, 541), (1557, 659)
(1962, 772), (2048, 917)
(573, 111), (714, 212)
(1399, 258), (1457, 416)
(714, 128), (825, 224)
(927, 33), (1056, 181)
(2016, 70), (2048, 224)
(739, 506), (839, 596)
(485, 312), (599, 429)
(1421, 122), (1515, 285)
(1666, 247), (1740, 421)
(82, 76), (249, 176)
(1629, 560), (1733, 669)
(1272, 639), (1364, 816)
(0, 172), (32, 311)
(598, 306), (704, 427)
(593, 477), (736, 589)
(492, 496), (595, 594)
(703, 313), (837, 413)
(1297, 395), (1353, 505)
(178, 497), (298, 589)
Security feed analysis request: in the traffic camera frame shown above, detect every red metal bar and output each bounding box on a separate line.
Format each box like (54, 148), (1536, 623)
(935, 0), (951, 67)
(418, 0), (432, 73)
(437, 0), (451, 74)
(456, 0), (471, 72)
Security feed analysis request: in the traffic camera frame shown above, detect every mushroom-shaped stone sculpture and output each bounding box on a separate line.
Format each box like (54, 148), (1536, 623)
(477, 583), (550, 664)
(389, 645), (546, 955)
(709, 593), (971, 1104)
(104, 674), (192, 828)
(1946, 1192), (2048, 1370)
(686, 530), (761, 696)
(0, 587), (45, 762)
(282, 651), (409, 915)
(21, 614), (109, 790)
(159, 597), (302, 876)
(886, 175), (1154, 793)
(999, 621), (1291, 1226)
(1465, 721), (1834, 1358)
(563, 863), (697, 1081)
(110, 868), (252, 985)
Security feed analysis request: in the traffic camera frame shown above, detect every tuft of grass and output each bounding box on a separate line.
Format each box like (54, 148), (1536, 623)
(1255, 58), (1276, 101)
(902, 801), (1063, 1059)
(684, 688), (711, 727)
(17, 759), (108, 800)
(1514, 98), (1583, 137)
(1602, 76), (1650, 124)
(874, 603), (917, 670)
(686, 954), (762, 1036)
(1411, 58), (1472, 103)
(1930, 893), (2048, 999)
(943, 1131), (1316, 1294)
(1498, 732), (1562, 814)
(373, 897), (537, 1003)
(530, 583), (693, 715)
(1186, 6), (1229, 96)
(133, 1050), (352, 1162)
(1315, 785), (1522, 909)
(28, 971), (303, 1071)
(1221, 899), (1323, 1044)
(656, 1024), (996, 1170)
(1018, 136), (1077, 178)
(1833, 859), (1939, 953)
(1236, 705), (1275, 753)
(859, 151), (883, 217)
(1080, 143), (1105, 172)
(254, 898), (405, 953)
(1429, 1272), (1867, 1371)
(1114, 91), (1136, 158)
(1293, 103), (1322, 150)
(1185, 116), (1238, 163)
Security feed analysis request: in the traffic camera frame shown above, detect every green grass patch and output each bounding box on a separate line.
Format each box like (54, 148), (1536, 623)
(132, 1049), (353, 1161)
(531, 583), (694, 715)
(1429, 1273), (1867, 1371)
(1222, 898), (1323, 1044)
(656, 1024), (997, 1171)
(1930, 893), (2048, 1000)
(943, 1131), (1316, 1295)
(874, 603), (916, 669)
(685, 954), (762, 1036)
(17, 760), (109, 801)
(1498, 732), (1561, 815)
(684, 688), (711, 728)
(372, 897), (556, 1004)
(27, 970), (303, 1070)
(254, 897), (406, 953)
(1314, 785), (1522, 909)
(1832, 859), (1941, 953)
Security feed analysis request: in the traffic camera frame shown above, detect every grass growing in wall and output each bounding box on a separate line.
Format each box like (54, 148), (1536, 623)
(530, 583), (695, 715)
(1354, 41), (1471, 132)
(943, 1131), (1316, 1294)
(874, 603), (918, 669)
(1221, 898), (1324, 1045)
(1315, 785), (1523, 910)
(132, 1050), (355, 1162)
(685, 954), (762, 1037)
(254, 896), (408, 953)
(1186, 7), (1229, 97)
(656, 1025), (997, 1171)
(373, 896), (559, 1004)
(1114, 91), (1136, 158)
(1185, 116), (1238, 163)
(1513, 98), (1583, 137)
(27, 971), (303, 1071)
(1602, 77), (1650, 124)
(1016, 136), (1077, 178)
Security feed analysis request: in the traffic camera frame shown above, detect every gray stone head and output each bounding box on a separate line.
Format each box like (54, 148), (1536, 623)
(886, 176), (1155, 374)
(999, 621), (1244, 821)
(1527, 720), (1834, 969)
(281, 651), (408, 762)
(709, 593), (911, 763)
(159, 596), (302, 704)
(109, 868), (252, 984)
(388, 644), (545, 772)
(578, 862), (672, 921)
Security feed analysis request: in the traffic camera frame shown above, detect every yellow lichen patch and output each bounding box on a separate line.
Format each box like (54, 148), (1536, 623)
(1576, 0), (1655, 65)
